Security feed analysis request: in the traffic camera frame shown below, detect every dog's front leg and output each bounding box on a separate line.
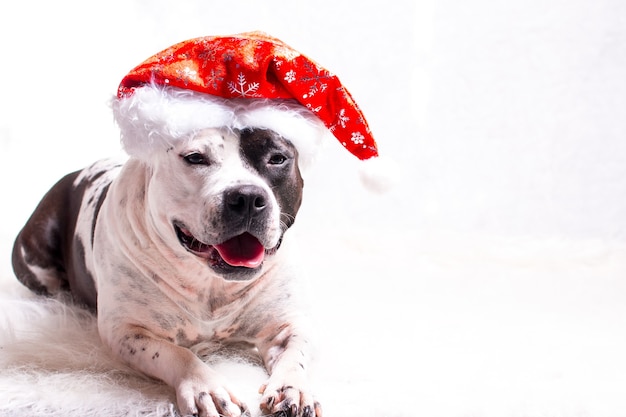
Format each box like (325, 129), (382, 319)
(104, 325), (248, 417)
(257, 326), (322, 417)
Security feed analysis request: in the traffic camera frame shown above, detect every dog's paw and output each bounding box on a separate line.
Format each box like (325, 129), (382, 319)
(176, 373), (249, 417)
(258, 382), (322, 417)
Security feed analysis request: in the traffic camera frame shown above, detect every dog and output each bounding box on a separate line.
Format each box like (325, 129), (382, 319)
(11, 32), (383, 417)
(12, 88), (322, 417)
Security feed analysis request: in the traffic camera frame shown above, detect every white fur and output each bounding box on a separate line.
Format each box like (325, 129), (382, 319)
(112, 86), (328, 170)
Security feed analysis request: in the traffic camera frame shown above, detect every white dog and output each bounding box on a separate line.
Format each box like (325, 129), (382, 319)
(11, 32), (383, 417)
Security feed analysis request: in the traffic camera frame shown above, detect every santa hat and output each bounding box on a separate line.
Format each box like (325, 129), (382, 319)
(113, 31), (393, 191)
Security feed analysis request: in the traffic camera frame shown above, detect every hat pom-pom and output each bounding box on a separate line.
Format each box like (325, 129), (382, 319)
(358, 156), (399, 193)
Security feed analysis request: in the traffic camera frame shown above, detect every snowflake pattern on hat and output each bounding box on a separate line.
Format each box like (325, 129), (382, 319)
(117, 31), (378, 160)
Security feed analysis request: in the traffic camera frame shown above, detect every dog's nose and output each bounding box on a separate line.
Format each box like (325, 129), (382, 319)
(223, 185), (269, 218)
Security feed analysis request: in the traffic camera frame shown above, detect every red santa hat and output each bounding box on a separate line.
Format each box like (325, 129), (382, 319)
(113, 31), (392, 191)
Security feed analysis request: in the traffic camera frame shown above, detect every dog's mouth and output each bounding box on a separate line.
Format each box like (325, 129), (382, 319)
(174, 222), (274, 269)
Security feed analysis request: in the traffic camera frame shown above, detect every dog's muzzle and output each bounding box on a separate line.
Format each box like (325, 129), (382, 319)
(174, 184), (281, 280)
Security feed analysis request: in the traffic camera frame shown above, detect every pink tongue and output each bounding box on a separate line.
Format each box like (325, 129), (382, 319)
(214, 233), (265, 268)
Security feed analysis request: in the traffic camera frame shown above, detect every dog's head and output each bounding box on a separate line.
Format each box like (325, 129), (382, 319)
(150, 126), (302, 281)
(112, 86), (326, 280)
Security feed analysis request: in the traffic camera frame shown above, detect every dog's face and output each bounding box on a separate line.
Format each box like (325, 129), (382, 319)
(146, 127), (303, 281)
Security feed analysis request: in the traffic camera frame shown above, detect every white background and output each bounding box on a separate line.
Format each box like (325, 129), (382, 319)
(1, 1), (626, 416)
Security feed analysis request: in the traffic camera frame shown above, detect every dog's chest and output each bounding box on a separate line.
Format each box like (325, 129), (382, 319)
(133, 270), (279, 346)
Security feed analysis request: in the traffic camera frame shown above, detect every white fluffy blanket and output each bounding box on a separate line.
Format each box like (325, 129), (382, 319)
(2, 232), (626, 417)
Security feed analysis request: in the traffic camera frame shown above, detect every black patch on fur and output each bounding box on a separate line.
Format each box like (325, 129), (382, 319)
(175, 328), (198, 347)
(238, 128), (304, 230)
(69, 238), (98, 310)
(90, 183), (111, 245)
(12, 161), (120, 312)
(12, 172), (79, 296)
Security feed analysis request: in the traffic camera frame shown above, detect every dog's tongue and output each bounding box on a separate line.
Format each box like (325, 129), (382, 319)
(214, 233), (265, 268)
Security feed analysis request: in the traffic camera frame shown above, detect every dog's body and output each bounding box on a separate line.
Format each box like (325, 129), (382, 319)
(12, 126), (320, 417)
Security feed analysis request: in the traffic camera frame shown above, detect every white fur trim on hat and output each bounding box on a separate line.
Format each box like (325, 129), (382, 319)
(233, 100), (327, 169)
(112, 85), (327, 169)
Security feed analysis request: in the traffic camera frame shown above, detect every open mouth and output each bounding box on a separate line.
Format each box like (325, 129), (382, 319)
(174, 222), (269, 269)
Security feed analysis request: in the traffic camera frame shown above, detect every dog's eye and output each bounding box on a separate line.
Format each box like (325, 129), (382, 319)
(183, 153), (208, 165)
(268, 154), (287, 165)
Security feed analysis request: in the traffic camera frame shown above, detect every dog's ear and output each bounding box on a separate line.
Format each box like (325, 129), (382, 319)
(111, 85), (235, 160)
